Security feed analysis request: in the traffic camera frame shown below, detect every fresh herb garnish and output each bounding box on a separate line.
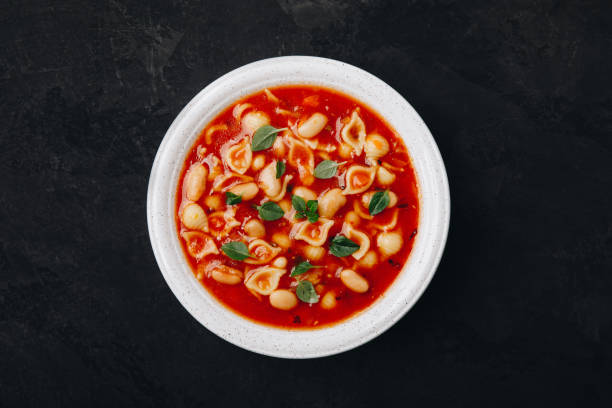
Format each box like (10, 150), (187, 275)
(225, 191), (242, 205)
(251, 125), (287, 152)
(296, 281), (319, 303)
(314, 160), (339, 179)
(292, 195), (319, 223)
(368, 190), (390, 215)
(276, 161), (286, 179)
(255, 201), (284, 221)
(329, 235), (360, 257)
(290, 261), (322, 277)
(221, 241), (251, 260)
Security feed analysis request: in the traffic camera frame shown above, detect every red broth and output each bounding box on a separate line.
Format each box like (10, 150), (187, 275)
(175, 86), (419, 328)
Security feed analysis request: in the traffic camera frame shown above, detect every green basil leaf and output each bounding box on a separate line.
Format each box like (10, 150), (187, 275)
(292, 195), (307, 213)
(368, 190), (390, 215)
(256, 201), (285, 221)
(221, 241), (251, 260)
(251, 125), (287, 152)
(275, 161), (286, 179)
(225, 191), (242, 205)
(314, 160), (339, 179)
(306, 200), (319, 223)
(296, 281), (319, 304)
(329, 235), (360, 257)
(290, 261), (322, 277)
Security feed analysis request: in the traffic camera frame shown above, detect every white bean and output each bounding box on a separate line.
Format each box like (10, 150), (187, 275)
(340, 269), (369, 293)
(244, 219), (266, 238)
(377, 231), (403, 257)
(185, 162), (208, 201)
(229, 182), (259, 201)
(298, 113), (328, 138)
(293, 186), (317, 202)
(269, 290), (298, 310)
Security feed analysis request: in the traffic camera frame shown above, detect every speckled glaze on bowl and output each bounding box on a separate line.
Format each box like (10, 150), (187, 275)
(147, 56), (450, 358)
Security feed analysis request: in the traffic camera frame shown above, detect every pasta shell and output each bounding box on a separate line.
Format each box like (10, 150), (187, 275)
(205, 124), (228, 145)
(244, 239), (283, 265)
(181, 231), (218, 260)
(212, 172), (254, 192)
(287, 137), (315, 185)
(341, 223), (370, 260)
(371, 207), (399, 231)
(241, 111), (270, 134)
(232, 103), (253, 120)
(224, 138), (252, 174)
(207, 207), (240, 238)
(180, 203), (208, 232)
(343, 165), (376, 195)
(364, 133), (390, 162)
(291, 218), (335, 246)
(244, 266), (286, 296)
(341, 110), (366, 155)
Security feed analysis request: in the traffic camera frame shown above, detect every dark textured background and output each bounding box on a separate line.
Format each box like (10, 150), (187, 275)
(2, 0), (612, 406)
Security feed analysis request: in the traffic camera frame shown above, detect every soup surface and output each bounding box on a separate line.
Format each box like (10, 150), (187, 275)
(175, 86), (419, 328)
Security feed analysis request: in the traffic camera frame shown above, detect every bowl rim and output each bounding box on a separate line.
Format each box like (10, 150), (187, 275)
(147, 56), (450, 358)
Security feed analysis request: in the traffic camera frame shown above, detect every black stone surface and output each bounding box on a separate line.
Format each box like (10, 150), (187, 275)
(2, 0), (611, 406)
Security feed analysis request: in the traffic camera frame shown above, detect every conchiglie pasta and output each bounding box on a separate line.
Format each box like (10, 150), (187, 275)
(224, 138), (252, 174)
(364, 133), (389, 162)
(244, 219), (265, 238)
(244, 239), (282, 265)
(287, 137), (315, 185)
(291, 218), (335, 246)
(376, 166), (396, 186)
(343, 165), (376, 195)
(207, 207), (240, 237)
(181, 231), (218, 260)
(241, 110), (269, 134)
(341, 110), (366, 155)
(341, 223), (370, 260)
(245, 266), (286, 296)
(181, 203), (208, 231)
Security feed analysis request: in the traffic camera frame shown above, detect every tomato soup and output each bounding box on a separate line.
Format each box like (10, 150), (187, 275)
(175, 86), (419, 328)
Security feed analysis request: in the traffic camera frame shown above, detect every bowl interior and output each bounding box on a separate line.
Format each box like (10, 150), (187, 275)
(147, 56), (450, 358)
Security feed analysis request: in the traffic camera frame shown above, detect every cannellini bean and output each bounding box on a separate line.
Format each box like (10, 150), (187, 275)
(345, 210), (361, 226)
(229, 182), (259, 201)
(211, 267), (242, 285)
(318, 188), (346, 218)
(204, 194), (223, 211)
(278, 198), (292, 213)
(376, 166), (396, 186)
(338, 143), (352, 159)
(298, 113), (328, 138)
(293, 186), (317, 202)
(302, 245), (325, 261)
(181, 203), (208, 231)
(358, 250), (378, 269)
(377, 231), (403, 257)
(340, 269), (369, 293)
(273, 136), (287, 157)
(364, 133), (390, 161)
(184, 162), (208, 201)
(244, 219), (266, 238)
(388, 191), (398, 207)
(269, 290), (298, 310)
(271, 232), (291, 249)
(272, 256), (287, 268)
(252, 154), (266, 171)
(320, 291), (337, 310)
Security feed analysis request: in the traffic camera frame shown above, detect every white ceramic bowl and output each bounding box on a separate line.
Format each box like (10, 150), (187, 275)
(147, 56), (450, 358)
